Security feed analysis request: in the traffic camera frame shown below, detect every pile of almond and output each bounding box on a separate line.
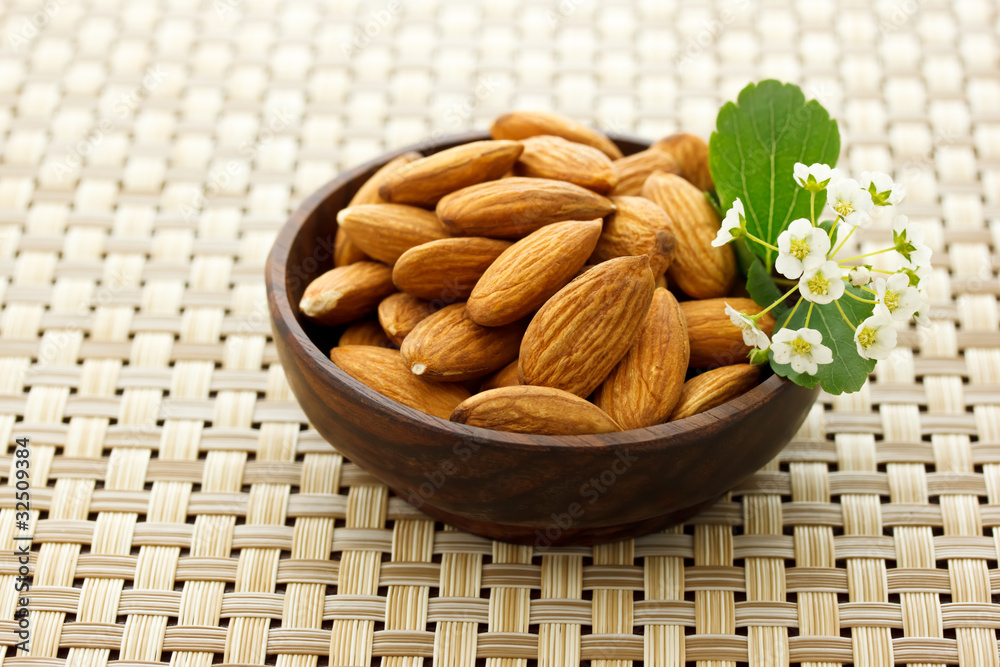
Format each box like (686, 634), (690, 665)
(298, 111), (775, 436)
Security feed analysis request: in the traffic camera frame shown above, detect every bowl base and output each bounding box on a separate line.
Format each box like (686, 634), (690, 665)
(405, 493), (724, 547)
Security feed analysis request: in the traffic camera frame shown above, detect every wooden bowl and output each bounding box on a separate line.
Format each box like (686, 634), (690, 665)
(266, 131), (819, 546)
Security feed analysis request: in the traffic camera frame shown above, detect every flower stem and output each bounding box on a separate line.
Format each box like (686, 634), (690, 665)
(804, 302), (815, 327)
(780, 294), (804, 330)
(744, 232), (780, 252)
(810, 191), (816, 225)
(830, 223), (856, 257)
(834, 299), (856, 329)
(838, 247), (895, 262)
(842, 290), (877, 305)
(838, 265), (895, 275)
(754, 284), (800, 319)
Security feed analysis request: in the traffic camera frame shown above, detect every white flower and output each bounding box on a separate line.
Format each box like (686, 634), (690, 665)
(799, 260), (846, 304)
(725, 301), (770, 350)
(891, 215), (932, 270)
(874, 273), (921, 321)
(894, 265), (931, 290)
(775, 218), (830, 279)
(860, 171), (905, 206)
(713, 199), (744, 247)
(849, 266), (871, 287)
(793, 163), (837, 192)
(854, 305), (897, 360)
(827, 178), (875, 228)
(771, 327), (833, 375)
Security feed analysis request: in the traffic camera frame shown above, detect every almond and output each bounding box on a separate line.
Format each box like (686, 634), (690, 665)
(393, 237), (512, 301)
(654, 133), (713, 191)
(436, 177), (614, 239)
(337, 203), (450, 265)
(681, 297), (776, 368)
(649, 231), (676, 275)
(592, 288), (690, 429)
(670, 364), (761, 421)
(334, 228), (369, 267)
(514, 135), (618, 194)
(377, 292), (437, 346)
(378, 140), (523, 207)
(401, 304), (525, 382)
(330, 346), (471, 420)
(467, 219), (602, 327)
(641, 171), (735, 299)
(611, 148), (680, 196)
(336, 151), (422, 267)
(589, 196), (676, 275)
(480, 358), (521, 391)
(339, 319), (394, 348)
(490, 110), (623, 159)
(350, 151), (423, 206)
(299, 262), (395, 326)
(519, 255), (655, 397)
(450, 385), (620, 435)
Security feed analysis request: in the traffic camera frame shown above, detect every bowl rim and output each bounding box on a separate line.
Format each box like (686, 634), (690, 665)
(267, 130), (799, 452)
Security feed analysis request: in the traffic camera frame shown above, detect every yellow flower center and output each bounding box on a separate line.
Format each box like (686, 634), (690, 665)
(790, 237), (810, 260)
(807, 273), (829, 296)
(834, 198), (854, 217)
(883, 290), (899, 312)
(857, 327), (877, 349)
(791, 338), (811, 356)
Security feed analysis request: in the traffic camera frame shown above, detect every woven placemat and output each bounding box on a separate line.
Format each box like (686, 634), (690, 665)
(1, 0), (998, 664)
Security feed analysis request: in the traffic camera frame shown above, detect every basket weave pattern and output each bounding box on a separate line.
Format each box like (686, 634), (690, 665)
(0, 0), (999, 664)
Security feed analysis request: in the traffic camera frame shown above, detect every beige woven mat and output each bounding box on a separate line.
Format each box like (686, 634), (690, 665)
(0, 0), (998, 664)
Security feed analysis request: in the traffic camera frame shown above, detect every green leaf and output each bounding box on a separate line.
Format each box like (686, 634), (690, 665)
(745, 259), (789, 322)
(769, 285), (876, 395)
(709, 80), (840, 270)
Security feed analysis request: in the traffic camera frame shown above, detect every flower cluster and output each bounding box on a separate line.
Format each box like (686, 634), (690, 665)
(714, 164), (932, 376)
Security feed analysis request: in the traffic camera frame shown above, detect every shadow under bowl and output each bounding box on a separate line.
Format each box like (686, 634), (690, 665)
(266, 130), (819, 546)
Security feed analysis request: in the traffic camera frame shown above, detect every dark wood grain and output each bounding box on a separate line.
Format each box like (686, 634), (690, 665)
(266, 131), (819, 547)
